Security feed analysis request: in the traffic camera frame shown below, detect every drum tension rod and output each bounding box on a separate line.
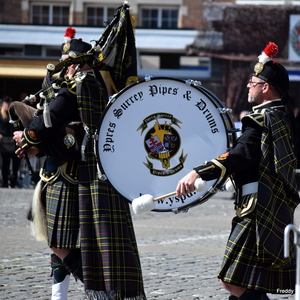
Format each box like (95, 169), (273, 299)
(185, 79), (202, 87)
(218, 108), (232, 114)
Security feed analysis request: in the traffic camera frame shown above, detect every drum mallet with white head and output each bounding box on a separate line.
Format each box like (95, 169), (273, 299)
(132, 178), (207, 214)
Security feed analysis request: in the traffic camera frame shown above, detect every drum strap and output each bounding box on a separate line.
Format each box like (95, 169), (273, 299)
(81, 125), (90, 162)
(92, 133), (107, 181)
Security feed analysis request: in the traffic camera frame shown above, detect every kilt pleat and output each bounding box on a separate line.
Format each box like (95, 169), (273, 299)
(46, 176), (80, 249)
(218, 215), (296, 293)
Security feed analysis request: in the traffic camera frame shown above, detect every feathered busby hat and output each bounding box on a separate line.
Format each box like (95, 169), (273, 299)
(250, 42), (289, 96)
(61, 27), (91, 55)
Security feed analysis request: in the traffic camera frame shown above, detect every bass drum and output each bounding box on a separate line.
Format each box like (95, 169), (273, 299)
(96, 77), (236, 213)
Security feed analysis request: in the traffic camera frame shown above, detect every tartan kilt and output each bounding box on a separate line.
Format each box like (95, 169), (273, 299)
(78, 159), (145, 299)
(46, 175), (80, 249)
(218, 214), (296, 294)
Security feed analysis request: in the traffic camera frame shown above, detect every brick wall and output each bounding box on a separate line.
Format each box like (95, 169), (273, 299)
(181, 0), (235, 29)
(1, 0), (22, 24)
(181, 0), (205, 29)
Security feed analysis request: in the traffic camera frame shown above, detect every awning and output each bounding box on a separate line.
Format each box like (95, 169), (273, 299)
(0, 59), (56, 78)
(0, 24), (198, 52)
(0, 66), (46, 78)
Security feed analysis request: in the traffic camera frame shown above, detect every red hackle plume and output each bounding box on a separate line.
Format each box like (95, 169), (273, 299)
(64, 27), (76, 39)
(263, 42), (278, 58)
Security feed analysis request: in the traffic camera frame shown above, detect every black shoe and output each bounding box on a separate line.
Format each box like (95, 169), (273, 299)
(229, 295), (238, 300)
(239, 290), (270, 300)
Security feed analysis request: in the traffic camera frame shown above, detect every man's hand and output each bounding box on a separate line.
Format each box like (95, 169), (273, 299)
(15, 146), (39, 158)
(176, 170), (200, 197)
(13, 131), (39, 158)
(13, 131), (23, 148)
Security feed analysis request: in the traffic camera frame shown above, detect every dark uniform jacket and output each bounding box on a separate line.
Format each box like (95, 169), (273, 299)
(21, 80), (82, 170)
(194, 99), (299, 268)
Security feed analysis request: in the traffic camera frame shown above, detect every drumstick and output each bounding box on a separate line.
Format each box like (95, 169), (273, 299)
(132, 178), (207, 214)
(154, 191), (177, 201)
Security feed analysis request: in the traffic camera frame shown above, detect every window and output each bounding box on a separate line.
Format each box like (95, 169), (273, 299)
(180, 57), (210, 72)
(45, 47), (61, 58)
(162, 9), (178, 29)
(31, 3), (69, 25)
(24, 45), (42, 56)
(140, 53), (203, 70)
(85, 5), (118, 26)
(0, 46), (23, 56)
(138, 53), (211, 79)
(141, 9), (158, 28)
(140, 7), (178, 29)
(140, 54), (160, 70)
(0, 45), (61, 59)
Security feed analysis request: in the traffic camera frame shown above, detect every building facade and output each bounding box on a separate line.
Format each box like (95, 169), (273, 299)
(1, 0), (219, 100)
(0, 0), (300, 117)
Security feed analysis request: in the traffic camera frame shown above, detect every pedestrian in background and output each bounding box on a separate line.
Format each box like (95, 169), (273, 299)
(234, 110), (250, 138)
(0, 96), (20, 188)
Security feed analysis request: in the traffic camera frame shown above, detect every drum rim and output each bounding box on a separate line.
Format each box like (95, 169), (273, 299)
(96, 77), (236, 212)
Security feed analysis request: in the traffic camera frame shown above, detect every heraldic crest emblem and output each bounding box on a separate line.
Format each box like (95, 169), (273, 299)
(137, 112), (187, 176)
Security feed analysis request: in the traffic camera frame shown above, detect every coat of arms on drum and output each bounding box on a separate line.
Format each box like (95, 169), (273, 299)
(137, 112), (188, 176)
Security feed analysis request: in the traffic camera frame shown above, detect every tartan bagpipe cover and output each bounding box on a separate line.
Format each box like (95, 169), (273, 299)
(93, 3), (138, 94)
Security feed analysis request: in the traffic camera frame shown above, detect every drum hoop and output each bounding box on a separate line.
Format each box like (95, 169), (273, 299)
(96, 77), (235, 212)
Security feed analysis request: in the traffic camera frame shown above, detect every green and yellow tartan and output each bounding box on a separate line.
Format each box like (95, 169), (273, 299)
(257, 110), (299, 268)
(46, 175), (80, 249)
(41, 72), (56, 103)
(218, 214), (296, 293)
(94, 3), (138, 93)
(75, 74), (146, 299)
(218, 108), (299, 293)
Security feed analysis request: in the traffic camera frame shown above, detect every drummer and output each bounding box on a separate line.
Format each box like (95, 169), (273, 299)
(176, 42), (299, 300)
(13, 27), (146, 300)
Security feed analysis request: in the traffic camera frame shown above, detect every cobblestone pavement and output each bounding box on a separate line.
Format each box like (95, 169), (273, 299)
(0, 188), (299, 300)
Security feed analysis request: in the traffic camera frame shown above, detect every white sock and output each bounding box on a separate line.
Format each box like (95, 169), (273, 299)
(51, 274), (70, 300)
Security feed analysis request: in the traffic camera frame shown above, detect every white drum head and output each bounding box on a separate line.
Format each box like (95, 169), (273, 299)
(96, 77), (234, 212)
